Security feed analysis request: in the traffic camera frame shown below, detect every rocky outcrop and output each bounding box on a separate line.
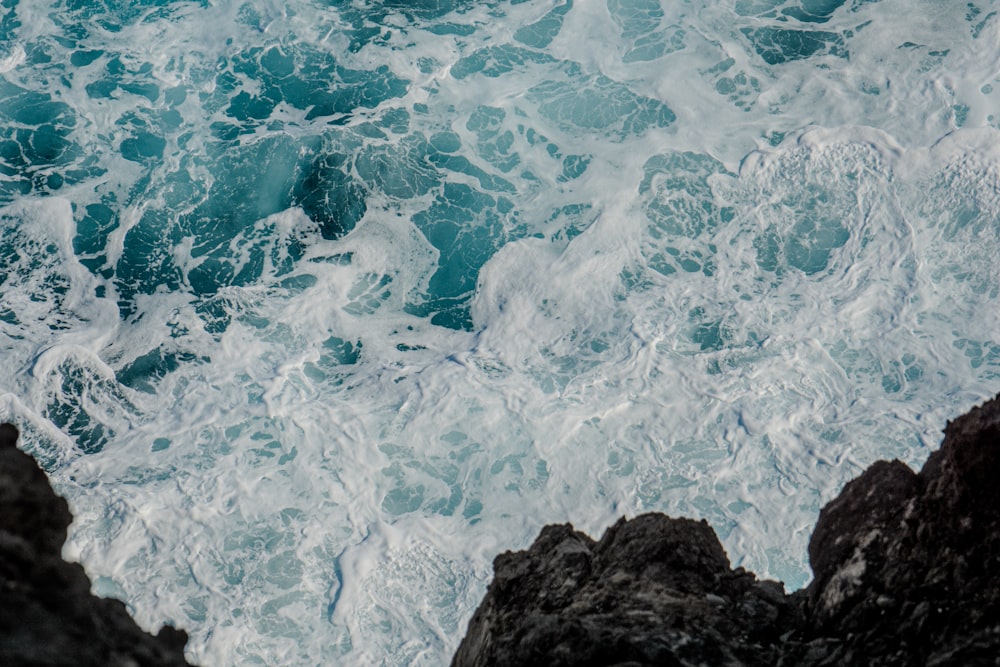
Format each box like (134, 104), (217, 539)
(454, 394), (1000, 666)
(796, 394), (1000, 664)
(453, 514), (799, 666)
(0, 423), (195, 667)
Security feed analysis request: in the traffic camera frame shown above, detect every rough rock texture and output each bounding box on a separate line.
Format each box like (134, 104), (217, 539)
(797, 394), (1000, 665)
(0, 423), (195, 667)
(453, 515), (799, 666)
(454, 394), (1000, 666)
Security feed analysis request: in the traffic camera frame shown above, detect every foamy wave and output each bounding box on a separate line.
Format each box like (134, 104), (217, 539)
(1, 0), (999, 664)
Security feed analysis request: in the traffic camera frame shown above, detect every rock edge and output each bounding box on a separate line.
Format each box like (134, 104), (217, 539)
(0, 423), (195, 667)
(453, 394), (1000, 666)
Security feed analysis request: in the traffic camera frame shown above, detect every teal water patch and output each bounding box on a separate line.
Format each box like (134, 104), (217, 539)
(954, 339), (1000, 378)
(781, 0), (848, 23)
(407, 183), (519, 330)
(627, 141), (899, 356)
(0, 0), (19, 46)
(379, 441), (466, 517)
(513, 0), (572, 49)
(641, 151), (734, 239)
(0, 219), (70, 332)
(59, 0), (208, 32)
(607, 0), (686, 62)
(895, 42), (951, 76)
(741, 27), (847, 64)
(528, 67), (675, 139)
(966, 3), (997, 40)
(44, 359), (138, 454)
(451, 44), (556, 79)
(377, 427), (547, 519)
(467, 106), (520, 174)
(116, 348), (205, 394)
(296, 150), (369, 239)
(753, 206), (850, 276)
(703, 58), (761, 111)
(733, 0), (847, 22)
(372, 0), (479, 20)
(1, 7), (412, 332)
(425, 22), (477, 36)
(207, 43), (408, 133)
(355, 134), (439, 199)
(85, 56), (160, 103)
(113, 135), (324, 315)
(116, 109), (171, 164)
(639, 151), (734, 279)
(327, 0), (484, 52)
(608, 0), (664, 39)
(303, 337), (363, 384)
(437, 7), (677, 333)
(0, 81), (97, 201)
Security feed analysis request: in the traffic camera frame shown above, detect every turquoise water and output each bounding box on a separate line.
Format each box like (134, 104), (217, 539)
(1, 0), (999, 663)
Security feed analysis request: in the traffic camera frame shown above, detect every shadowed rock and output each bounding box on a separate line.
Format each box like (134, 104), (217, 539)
(454, 515), (799, 666)
(0, 423), (196, 667)
(797, 394), (1000, 664)
(454, 394), (1000, 666)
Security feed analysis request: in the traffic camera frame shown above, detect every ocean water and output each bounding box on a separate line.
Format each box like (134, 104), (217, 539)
(1, 0), (999, 663)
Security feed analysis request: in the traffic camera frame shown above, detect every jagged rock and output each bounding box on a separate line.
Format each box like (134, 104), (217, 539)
(0, 423), (195, 667)
(453, 514), (799, 667)
(454, 394), (1000, 666)
(798, 394), (1000, 665)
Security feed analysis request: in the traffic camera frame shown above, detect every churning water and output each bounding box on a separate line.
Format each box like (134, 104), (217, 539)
(2, 0), (999, 663)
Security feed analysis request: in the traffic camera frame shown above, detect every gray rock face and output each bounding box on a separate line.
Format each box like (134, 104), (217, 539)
(454, 394), (1000, 666)
(0, 423), (195, 667)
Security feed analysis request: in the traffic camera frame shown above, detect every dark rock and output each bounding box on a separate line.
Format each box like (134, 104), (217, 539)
(801, 393), (1000, 665)
(454, 394), (1000, 666)
(454, 513), (799, 666)
(0, 423), (196, 667)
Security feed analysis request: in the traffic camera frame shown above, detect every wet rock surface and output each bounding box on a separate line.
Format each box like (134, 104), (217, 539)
(454, 394), (1000, 666)
(0, 423), (195, 667)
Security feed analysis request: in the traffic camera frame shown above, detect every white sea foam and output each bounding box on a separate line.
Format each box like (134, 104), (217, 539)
(1, 0), (999, 665)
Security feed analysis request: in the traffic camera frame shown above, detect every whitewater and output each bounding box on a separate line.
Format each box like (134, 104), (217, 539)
(1, 0), (999, 663)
